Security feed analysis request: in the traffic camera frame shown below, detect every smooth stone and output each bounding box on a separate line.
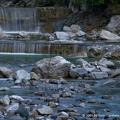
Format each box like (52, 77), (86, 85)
(91, 72), (108, 79)
(15, 69), (30, 81)
(30, 72), (40, 80)
(9, 95), (24, 101)
(0, 95), (10, 106)
(15, 105), (29, 119)
(80, 102), (85, 107)
(37, 106), (53, 115)
(101, 95), (112, 99)
(5, 103), (19, 112)
(100, 29), (120, 40)
(0, 87), (9, 91)
(35, 91), (45, 96)
(85, 89), (95, 94)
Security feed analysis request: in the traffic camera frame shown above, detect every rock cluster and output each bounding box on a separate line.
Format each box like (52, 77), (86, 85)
(0, 55), (120, 81)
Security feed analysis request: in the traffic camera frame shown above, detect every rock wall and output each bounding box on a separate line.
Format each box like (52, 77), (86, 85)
(37, 7), (72, 33)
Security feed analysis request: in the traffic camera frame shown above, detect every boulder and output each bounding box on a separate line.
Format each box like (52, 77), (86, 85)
(37, 106), (53, 115)
(105, 15), (120, 36)
(98, 58), (114, 68)
(87, 45), (104, 58)
(100, 29), (120, 40)
(18, 31), (29, 37)
(55, 32), (69, 40)
(76, 30), (86, 37)
(30, 72), (40, 80)
(0, 95), (10, 106)
(0, 32), (9, 39)
(69, 67), (87, 78)
(0, 67), (14, 78)
(63, 26), (71, 32)
(5, 103), (19, 112)
(35, 56), (72, 78)
(14, 69), (30, 81)
(76, 59), (96, 72)
(104, 46), (120, 59)
(91, 72), (108, 79)
(70, 24), (81, 33)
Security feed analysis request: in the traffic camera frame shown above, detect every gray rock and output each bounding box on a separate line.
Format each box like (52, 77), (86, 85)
(14, 69), (30, 81)
(100, 29), (120, 40)
(91, 72), (108, 79)
(55, 31), (70, 40)
(76, 30), (86, 37)
(9, 95), (24, 102)
(37, 106), (53, 115)
(15, 105), (29, 119)
(5, 103), (19, 112)
(30, 72), (40, 80)
(0, 67), (14, 78)
(105, 15), (120, 36)
(104, 46), (120, 59)
(70, 24), (81, 33)
(99, 58), (114, 67)
(0, 95), (10, 106)
(63, 26), (71, 32)
(0, 87), (9, 91)
(35, 56), (72, 78)
(69, 67), (87, 78)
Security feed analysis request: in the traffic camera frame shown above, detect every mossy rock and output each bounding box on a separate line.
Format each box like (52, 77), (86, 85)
(107, 4), (120, 15)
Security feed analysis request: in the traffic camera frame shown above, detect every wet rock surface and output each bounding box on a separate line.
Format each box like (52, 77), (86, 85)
(0, 75), (120, 119)
(0, 55), (120, 120)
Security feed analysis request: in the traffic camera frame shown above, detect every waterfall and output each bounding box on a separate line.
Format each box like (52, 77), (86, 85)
(0, 40), (87, 56)
(0, 7), (40, 33)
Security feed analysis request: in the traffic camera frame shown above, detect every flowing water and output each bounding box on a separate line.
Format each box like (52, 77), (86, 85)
(0, 7), (40, 33)
(0, 7), (119, 119)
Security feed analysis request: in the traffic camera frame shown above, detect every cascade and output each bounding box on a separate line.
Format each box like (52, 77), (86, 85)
(0, 7), (40, 33)
(0, 40), (87, 56)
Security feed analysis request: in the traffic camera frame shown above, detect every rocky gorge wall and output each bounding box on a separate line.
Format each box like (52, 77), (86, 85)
(37, 7), (72, 33)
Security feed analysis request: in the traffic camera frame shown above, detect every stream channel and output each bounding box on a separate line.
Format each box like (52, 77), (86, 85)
(0, 53), (120, 120)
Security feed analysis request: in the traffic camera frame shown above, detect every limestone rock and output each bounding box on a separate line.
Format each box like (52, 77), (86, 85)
(99, 58), (114, 68)
(105, 15), (120, 36)
(35, 56), (72, 78)
(55, 31), (69, 40)
(0, 95), (10, 106)
(5, 103), (19, 112)
(0, 87), (9, 91)
(70, 24), (81, 33)
(37, 106), (53, 115)
(63, 26), (71, 32)
(76, 30), (86, 37)
(30, 72), (40, 80)
(9, 95), (24, 102)
(91, 72), (108, 79)
(14, 69), (30, 81)
(0, 67), (14, 78)
(100, 29), (120, 40)
(104, 46), (120, 59)
(69, 67), (87, 78)
(0, 32), (9, 39)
